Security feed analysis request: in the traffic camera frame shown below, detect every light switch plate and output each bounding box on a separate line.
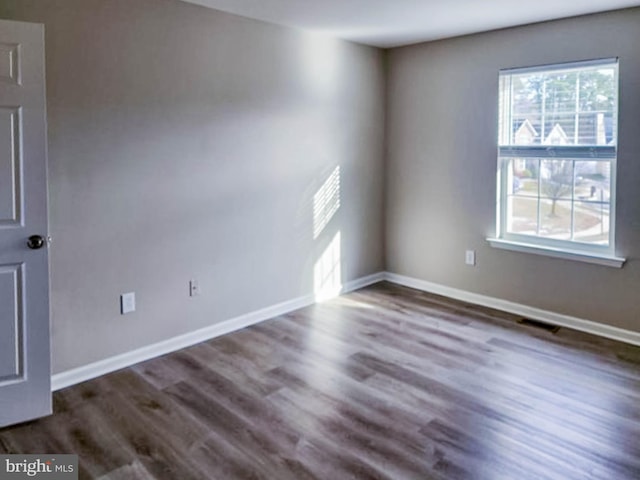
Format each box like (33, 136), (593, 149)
(121, 292), (136, 314)
(465, 250), (476, 266)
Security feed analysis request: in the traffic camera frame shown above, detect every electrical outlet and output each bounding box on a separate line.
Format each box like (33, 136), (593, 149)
(465, 250), (476, 266)
(189, 279), (200, 297)
(121, 292), (136, 314)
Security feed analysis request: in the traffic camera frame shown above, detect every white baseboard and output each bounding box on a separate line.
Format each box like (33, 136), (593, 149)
(384, 272), (640, 348)
(51, 271), (385, 391)
(54, 269), (636, 391)
(342, 271), (386, 292)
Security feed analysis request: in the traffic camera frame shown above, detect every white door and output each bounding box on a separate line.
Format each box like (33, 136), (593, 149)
(0, 19), (50, 428)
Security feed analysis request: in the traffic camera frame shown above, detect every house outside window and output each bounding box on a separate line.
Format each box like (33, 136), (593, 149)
(491, 58), (624, 266)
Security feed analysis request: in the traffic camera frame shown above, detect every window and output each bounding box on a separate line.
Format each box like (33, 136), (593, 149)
(492, 58), (623, 265)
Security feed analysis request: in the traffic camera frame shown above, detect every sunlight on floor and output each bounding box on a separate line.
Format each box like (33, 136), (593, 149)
(314, 231), (342, 302)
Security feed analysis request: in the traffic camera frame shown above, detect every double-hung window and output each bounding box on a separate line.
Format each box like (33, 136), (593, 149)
(493, 58), (622, 265)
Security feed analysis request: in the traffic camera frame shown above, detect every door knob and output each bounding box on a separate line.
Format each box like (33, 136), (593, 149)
(27, 235), (46, 250)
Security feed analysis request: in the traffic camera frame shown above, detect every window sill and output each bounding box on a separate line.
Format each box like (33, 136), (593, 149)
(487, 238), (626, 268)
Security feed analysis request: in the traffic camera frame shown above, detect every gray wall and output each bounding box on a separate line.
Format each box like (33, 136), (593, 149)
(1, 1), (637, 375)
(386, 9), (640, 332)
(0, 0), (386, 373)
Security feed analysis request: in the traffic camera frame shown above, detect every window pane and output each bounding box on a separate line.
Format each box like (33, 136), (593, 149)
(540, 160), (573, 200)
(573, 201), (609, 245)
(579, 68), (617, 116)
(505, 157), (540, 197)
(511, 118), (539, 145)
(574, 161), (610, 202)
(500, 62), (617, 146)
(511, 74), (543, 146)
(542, 71), (578, 144)
(541, 115), (576, 145)
(508, 158), (533, 196)
(539, 199), (571, 240)
(506, 196), (538, 236)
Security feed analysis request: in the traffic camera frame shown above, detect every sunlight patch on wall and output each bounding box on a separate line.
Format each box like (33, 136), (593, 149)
(313, 165), (340, 239)
(314, 231), (342, 302)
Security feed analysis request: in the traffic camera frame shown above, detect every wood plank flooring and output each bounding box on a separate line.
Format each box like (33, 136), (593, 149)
(1, 282), (640, 479)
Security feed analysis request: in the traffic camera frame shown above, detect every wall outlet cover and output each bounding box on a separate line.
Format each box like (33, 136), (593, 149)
(189, 279), (200, 297)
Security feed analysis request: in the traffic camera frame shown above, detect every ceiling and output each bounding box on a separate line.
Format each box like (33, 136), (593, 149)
(182, 0), (640, 48)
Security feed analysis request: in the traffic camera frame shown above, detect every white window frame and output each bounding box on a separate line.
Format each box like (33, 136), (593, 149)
(489, 58), (625, 267)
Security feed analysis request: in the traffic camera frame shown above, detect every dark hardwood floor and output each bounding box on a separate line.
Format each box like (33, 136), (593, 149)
(2, 282), (640, 479)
